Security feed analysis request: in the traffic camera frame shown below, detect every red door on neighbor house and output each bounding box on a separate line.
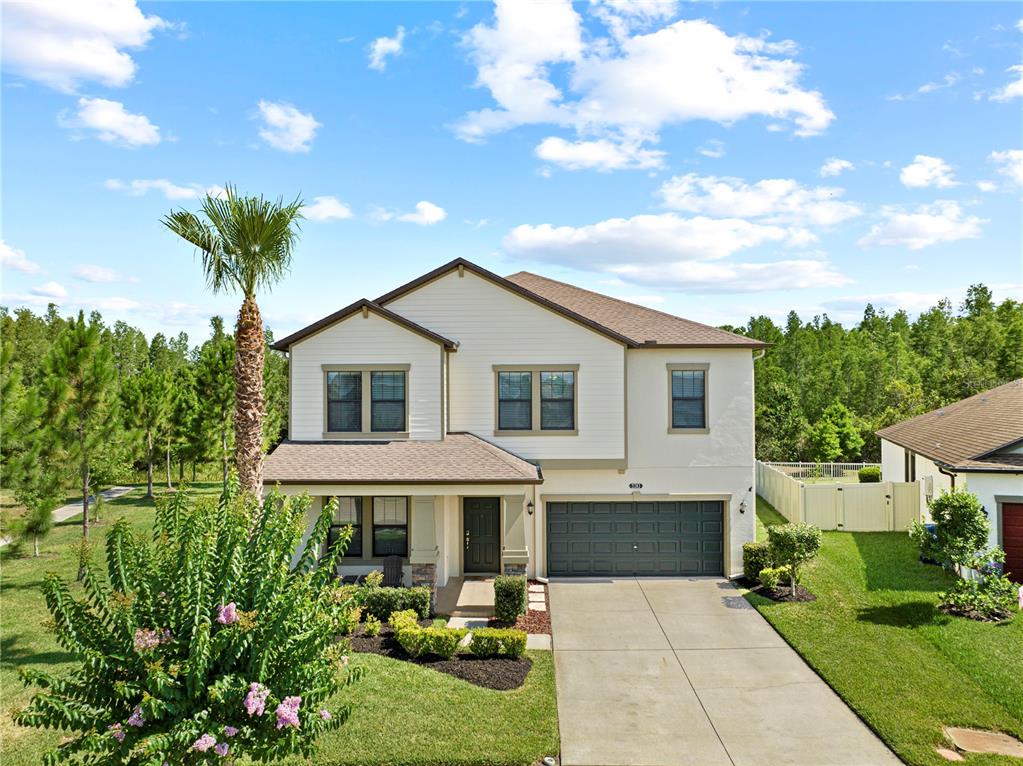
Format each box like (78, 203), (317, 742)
(1004, 503), (1023, 583)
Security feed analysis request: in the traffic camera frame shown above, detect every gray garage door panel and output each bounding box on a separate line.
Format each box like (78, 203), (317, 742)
(547, 500), (724, 576)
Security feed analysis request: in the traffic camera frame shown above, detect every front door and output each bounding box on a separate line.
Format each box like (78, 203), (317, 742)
(464, 498), (501, 573)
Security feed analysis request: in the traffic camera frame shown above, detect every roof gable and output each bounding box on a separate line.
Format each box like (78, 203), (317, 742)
(271, 299), (457, 351)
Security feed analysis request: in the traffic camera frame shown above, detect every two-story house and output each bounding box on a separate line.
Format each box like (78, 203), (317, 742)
(264, 259), (765, 589)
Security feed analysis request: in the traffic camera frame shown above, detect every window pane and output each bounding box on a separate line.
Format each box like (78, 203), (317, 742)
(672, 398), (706, 428)
(328, 371), (361, 400)
(671, 370), (704, 398)
(499, 400), (532, 430)
(541, 400), (574, 429)
(540, 371), (573, 398)
(371, 371), (405, 401)
(373, 498), (407, 524)
(333, 497), (360, 525)
(371, 401), (405, 431)
(328, 497), (362, 558)
(328, 401), (361, 432)
(373, 527), (407, 556)
(498, 372), (531, 399)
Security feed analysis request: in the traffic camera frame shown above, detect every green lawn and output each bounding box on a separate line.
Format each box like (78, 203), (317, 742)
(0, 484), (559, 766)
(749, 497), (1023, 766)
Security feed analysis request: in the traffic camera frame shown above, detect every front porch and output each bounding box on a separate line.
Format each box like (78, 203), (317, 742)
(434, 576), (496, 618)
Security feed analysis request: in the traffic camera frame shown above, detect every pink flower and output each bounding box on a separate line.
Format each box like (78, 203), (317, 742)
(275, 696), (301, 729)
(216, 602), (239, 625)
(319, 709), (332, 721)
(243, 683), (269, 717)
(223, 725), (238, 737)
(214, 742), (229, 757)
(133, 628), (161, 652)
(127, 707), (144, 727)
(108, 723), (125, 743)
(192, 733), (217, 752)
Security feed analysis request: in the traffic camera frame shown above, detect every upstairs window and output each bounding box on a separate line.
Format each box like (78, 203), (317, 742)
(322, 365), (409, 436)
(540, 371), (575, 430)
(669, 365), (708, 432)
(326, 372), (361, 432)
(371, 371), (406, 432)
(497, 371), (532, 430)
(494, 365), (579, 434)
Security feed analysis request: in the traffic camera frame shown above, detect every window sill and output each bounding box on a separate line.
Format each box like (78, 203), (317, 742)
(493, 429), (579, 436)
(667, 427), (710, 435)
(321, 432), (410, 440)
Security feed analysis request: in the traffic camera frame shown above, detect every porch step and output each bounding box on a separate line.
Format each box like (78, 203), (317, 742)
(528, 584), (545, 593)
(526, 634), (552, 650)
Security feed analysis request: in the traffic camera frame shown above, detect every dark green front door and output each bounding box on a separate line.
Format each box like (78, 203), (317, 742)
(547, 500), (724, 576)
(464, 498), (501, 573)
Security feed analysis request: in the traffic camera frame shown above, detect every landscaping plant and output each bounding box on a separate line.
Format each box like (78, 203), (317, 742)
(362, 614), (382, 637)
(857, 465), (881, 483)
(494, 575), (526, 623)
(389, 610), (467, 660)
(14, 485), (360, 765)
(757, 565), (792, 590)
(361, 586), (431, 621)
(766, 522), (823, 593)
(467, 628), (527, 659)
(742, 541), (772, 582)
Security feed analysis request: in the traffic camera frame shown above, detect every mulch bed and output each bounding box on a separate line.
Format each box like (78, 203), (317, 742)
(488, 579), (551, 634)
(939, 604), (1012, 623)
(750, 583), (817, 602)
(348, 622), (532, 691)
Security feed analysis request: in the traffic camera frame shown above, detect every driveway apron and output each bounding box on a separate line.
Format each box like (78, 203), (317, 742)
(549, 577), (900, 766)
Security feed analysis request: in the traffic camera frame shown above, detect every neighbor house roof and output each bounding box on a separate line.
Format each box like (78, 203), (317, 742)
(271, 299), (457, 352)
(876, 379), (1023, 472)
(504, 271), (768, 348)
(262, 433), (542, 485)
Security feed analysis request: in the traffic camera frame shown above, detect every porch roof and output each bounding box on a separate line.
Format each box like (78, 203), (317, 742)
(262, 433), (543, 485)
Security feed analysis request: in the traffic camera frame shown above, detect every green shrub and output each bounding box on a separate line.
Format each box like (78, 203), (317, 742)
(742, 542), (772, 581)
(767, 522), (822, 592)
(858, 466), (881, 483)
(940, 573), (1017, 621)
(336, 605), (363, 636)
(757, 565), (791, 589)
(468, 627), (527, 659)
(393, 621), (467, 660)
(494, 575), (526, 623)
(388, 609), (420, 631)
(13, 486), (360, 765)
(362, 586), (431, 621)
(917, 489), (990, 569)
(363, 614), (382, 637)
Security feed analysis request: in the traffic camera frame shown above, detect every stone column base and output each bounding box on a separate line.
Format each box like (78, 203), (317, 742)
(502, 562), (527, 576)
(410, 562), (438, 613)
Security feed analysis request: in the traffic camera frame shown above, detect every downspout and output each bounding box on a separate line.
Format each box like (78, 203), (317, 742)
(937, 464), (957, 490)
(752, 349), (766, 362)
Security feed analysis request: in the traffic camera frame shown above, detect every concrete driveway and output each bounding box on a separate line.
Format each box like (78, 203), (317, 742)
(549, 578), (900, 766)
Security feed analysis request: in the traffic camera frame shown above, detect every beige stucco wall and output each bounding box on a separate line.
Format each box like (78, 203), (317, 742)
(880, 438), (954, 516)
(962, 472), (1023, 552)
(288, 310), (443, 441)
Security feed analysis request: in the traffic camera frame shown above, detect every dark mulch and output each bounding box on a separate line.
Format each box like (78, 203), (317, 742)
(939, 604), (1012, 623)
(347, 623), (532, 691)
(751, 583), (817, 602)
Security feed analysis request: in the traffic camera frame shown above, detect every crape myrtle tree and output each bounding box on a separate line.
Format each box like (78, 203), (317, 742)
(14, 485), (361, 765)
(163, 187), (303, 496)
(40, 312), (119, 548)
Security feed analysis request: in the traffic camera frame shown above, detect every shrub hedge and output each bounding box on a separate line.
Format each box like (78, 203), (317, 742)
(467, 628), (527, 659)
(362, 586), (431, 621)
(389, 610), (467, 659)
(494, 575), (526, 623)
(858, 466), (881, 483)
(742, 541), (772, 582)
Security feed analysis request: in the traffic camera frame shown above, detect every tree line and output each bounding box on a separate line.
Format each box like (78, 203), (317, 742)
(728, 284), (1023, 463)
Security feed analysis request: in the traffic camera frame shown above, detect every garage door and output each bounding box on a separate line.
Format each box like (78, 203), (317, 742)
(546, 500), (724, 576)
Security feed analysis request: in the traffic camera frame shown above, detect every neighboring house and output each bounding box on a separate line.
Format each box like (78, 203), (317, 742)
(264, 258), (765, 588)
(877, 379), (1023, 581)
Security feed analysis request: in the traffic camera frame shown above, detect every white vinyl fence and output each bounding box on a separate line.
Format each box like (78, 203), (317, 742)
(763, 461), (880, 482)
(757, 461), (921, 532)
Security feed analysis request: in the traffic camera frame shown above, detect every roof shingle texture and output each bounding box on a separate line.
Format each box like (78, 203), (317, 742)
(505, 271), (767, 348)
(263, 433), (541, 484)
(876, 378), (1023, 469)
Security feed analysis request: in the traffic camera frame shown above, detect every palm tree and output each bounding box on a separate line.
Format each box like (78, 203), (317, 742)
(163, 186), (303, 496)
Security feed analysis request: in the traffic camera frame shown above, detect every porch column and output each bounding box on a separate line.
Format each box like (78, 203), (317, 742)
(409, 496), (439, 597)
(501, 495), (529, 576)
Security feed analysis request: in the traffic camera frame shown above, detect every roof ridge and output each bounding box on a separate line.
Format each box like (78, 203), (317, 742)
(506, 270), (757, 343)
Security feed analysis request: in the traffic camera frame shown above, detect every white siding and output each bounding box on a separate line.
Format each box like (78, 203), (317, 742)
(387, 270), (626, 460)
(880, 439), (953, 515)
(289, 311), (443, 440)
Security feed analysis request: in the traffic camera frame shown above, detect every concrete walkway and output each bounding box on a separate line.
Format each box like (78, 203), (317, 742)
(53, 486), (135, 523)
(550, 577), (900, 766)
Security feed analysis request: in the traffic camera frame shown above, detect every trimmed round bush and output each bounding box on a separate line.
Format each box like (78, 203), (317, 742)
(858, 466), (881, 483)
(742, 541), (772, 581)
(493, 575), (526, 624)
(468, 628), (527, 659)
(767, 522), (823, 592)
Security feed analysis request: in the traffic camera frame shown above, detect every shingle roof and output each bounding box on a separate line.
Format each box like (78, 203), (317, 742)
(263, 433), (542, 484)
(876, 379), (1023, 472)
(504, 271), (768, 348)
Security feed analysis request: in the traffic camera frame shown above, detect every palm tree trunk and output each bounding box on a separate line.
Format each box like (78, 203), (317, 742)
(234, 295), (265, 496)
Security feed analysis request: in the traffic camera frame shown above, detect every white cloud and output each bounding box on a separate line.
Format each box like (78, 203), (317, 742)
(304, 196), (354, 222)
(59, 97), (160, 147)
(658, 173), (862, 227)
(32, 281), (68, 299)
(1, 0), (168, 92)
(399, 201), (447, 225)
(698, 139), (726, 159)
(990, 65), (1023, 102)
(976, 180), (998, 192)
(989, 149), (1023, 186)
(899, 154), (958, 188)
(534, 136), (664, 170)
(858, 201), (985, 251)
(0, 241), (41, 273)
(256, 100), (321, 153)
(73, 264), (138, 283)
(104, 178), (221, 199)
(368, 26), (406, 71)
(606, 258), (851, 293)
(590, 0), (679, 41)
(820, 157), (854, 177)
(887, 72), (962, 101)
(456, 2), (832, 168)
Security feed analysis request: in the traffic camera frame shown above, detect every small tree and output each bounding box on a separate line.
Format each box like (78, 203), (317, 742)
(911, 489), (989, 570)
(121, 367), (172, 499)
(195, 325), (235, 491)
(767, 522), (823, 593)
(15, 487), (359, 765)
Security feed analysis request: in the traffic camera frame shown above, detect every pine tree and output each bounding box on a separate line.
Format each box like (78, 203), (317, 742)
(195, 324), (235, 490)
(121, 367), (172, 499)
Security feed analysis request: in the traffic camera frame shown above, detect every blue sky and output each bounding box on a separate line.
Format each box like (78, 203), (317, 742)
(2, 0), (1021, 342)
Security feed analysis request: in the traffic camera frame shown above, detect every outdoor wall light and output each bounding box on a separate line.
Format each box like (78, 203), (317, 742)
(527, 501), (535, 515)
